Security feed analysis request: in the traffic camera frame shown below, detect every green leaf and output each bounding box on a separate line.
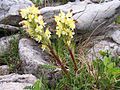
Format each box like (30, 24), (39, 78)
(107, 62), (115, 69)
(99, 50), (107, 57)
(32, 79), (42, 90)
(115, 16), (120, 24)
(41, 64), (57, 69)
(103, 56), (111, 66)
(108, 68), (120, 75)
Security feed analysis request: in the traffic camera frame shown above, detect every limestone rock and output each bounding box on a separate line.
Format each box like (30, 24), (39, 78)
(0, 65), (9, 75)
(87, 40), (120, 60)
(0, 34), (20, 55)
(40, 0), (120, 34)
(0, 73), (37, 90)
(19, 38), (51, 77)
(0, 24), (19, 33)
(111, 30), (120, 44)
(0, 0), (33, 26)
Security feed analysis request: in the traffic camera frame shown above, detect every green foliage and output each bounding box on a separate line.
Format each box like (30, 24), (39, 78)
(115, 16), (120, 24)
(92, 51), (120, 90)
(0, 36), (21, 72)
(31, 0), (43, 6)
(24, 79), (44, 90)
(29, 51), (120, 90)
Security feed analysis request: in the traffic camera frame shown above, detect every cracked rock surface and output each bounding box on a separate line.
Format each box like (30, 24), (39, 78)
(40, 0), (120, 34)
(19, 38), (52, 77)
(0, 0), (33, 26)
(87, 40), (120, 60)
(0, 73), (37, 90)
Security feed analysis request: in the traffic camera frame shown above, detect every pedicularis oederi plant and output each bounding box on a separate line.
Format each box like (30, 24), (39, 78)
(20, 5), (77, 77)
(20, 5), (120, 90)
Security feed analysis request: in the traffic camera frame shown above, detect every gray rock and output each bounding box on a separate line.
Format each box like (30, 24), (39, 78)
(0, 0), (33, 26)
(19, 38), (63, 87)
(0, 24), (19, 32)
(0, 65), (9, 75)
(87, 40), (120, 60)
(111, 30), (120, 44)
(19, 38), (52, 77)
(0, 34), (20, 55)
(40, 0), (120, 34)
(0, 73), (37, 90)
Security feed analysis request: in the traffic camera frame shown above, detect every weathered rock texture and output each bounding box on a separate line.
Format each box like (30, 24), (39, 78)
(19, 38), (52, 77)
(0, 65), (9, 75)
(0, 34), (20, 55)
(0, 24), (19, 32)
(0, 74), (36, 90)
(40, 0), (120, 34)
(0, 0), (33, 26)
(111, 30), (120, 44)
(88, 40), (120, 60)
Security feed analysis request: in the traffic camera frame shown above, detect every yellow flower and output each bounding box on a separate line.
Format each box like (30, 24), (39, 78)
(54, 10), (75, 46)
(21, 20), (30, 28)
(29, 5), (39, 15)
(56, 29), (62, 37)
(35, 25), (43, 33)
(55, 16), (60, 22)
(45, 28), (51, 39)
(66, 11), (72, 18)
(20, 5), (52, 49)
(67, 40), (71, 46)
(39, 20), (45, 26)
(62, 31), (66, 35)
(20, 8), (29, 19)
(68, 19), (75, 29)
(69, 30), (75, 38)
(41, 44), (47, 51)
(28, 14), (34, 22)
(20, 5), (39, 19)
(27, 29), (34, 36)
(35, 35), (42, 42)
(35, 16), (45, 26)
(59, 10), (65, 18)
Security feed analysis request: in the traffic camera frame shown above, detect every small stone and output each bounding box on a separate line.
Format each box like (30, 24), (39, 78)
(19, 38), (51, 77)
(0, 65), (9, 75)
(111, 30), (120, 44)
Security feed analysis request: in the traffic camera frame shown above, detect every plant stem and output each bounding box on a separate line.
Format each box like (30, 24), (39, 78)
(48, 45), (70, 77)
(67, 46), (78, 73)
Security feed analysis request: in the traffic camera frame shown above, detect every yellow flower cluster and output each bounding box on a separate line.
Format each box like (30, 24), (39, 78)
(20, 5), (51, 50)
(55, 10), (75, 46)
(20, 5), (76, 50)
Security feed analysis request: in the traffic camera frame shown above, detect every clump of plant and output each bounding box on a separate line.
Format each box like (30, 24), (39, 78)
(20, 5), (120, 90)
(115, 16), (120, 24)
(20, 5), (76, 77)
(0, 37), (21, 72)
